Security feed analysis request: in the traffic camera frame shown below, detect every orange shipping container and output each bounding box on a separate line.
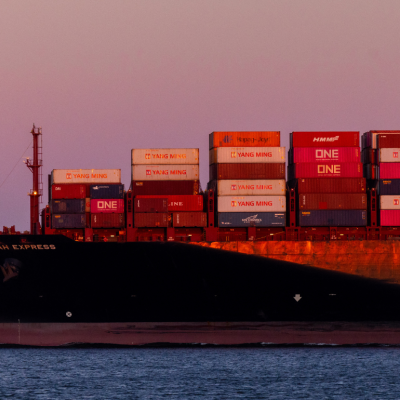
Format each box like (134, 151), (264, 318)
(209, 132), (280, 149)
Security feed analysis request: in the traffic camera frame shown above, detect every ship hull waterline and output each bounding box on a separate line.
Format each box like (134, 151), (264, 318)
(1, 236), (400, 345)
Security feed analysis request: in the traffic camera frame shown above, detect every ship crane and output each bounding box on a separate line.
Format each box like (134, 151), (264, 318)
(24, 124), (43, 234)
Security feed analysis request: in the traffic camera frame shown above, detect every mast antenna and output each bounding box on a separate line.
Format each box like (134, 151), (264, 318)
(25, 124), (43, 234)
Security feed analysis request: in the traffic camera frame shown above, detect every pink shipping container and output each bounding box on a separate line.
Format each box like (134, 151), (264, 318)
(288, 163), (363, 180)
(209, 179), (286, 196)
(290, 132), (359, 148)
(134, 198), (168, 213)
(378, 135), (400, 148)
(217, 196), (286, 212)
(131, 149), (199, 165)
(380, 195), (400, 210)
(365, 131), (400, 149)
(298, 193), (367, 210)
(135, 195), (203, 211)
(210, 163), (285, 180)
(91, 213), (125, 228)
(90, 199), (124, 213)
(380, 210), (400, 226)
(209, 147), (285, 164)
(131, 180), (199, 195)
(289, 147), (360, 164)
(289, 178), (366, 193)
(131, 165), (199, 181)
(134, 213), (170, 228)
(380, 163), (400, 179)
(173, 212), (207, 227)
(51, 169), (121, 184)
(51, 184), (86, 199)
(379, 149), (400, 163)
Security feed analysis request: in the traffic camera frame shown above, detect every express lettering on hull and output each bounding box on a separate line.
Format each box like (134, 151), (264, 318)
(0, 244), (56, 250)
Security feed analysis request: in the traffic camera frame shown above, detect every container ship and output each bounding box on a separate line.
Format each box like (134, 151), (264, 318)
(3, 127), (400, 346)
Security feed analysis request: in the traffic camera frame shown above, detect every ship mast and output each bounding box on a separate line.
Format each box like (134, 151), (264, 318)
(25, 124), (43, 234)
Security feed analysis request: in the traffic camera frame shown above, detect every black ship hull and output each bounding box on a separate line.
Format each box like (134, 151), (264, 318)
(1, 235), (400, 345)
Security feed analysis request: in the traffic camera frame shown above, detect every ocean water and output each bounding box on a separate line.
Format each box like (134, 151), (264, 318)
(0, 347), (400, 399)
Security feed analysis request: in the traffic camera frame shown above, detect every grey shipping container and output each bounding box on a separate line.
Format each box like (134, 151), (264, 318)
(52, 214), (85, 229)
(379, 179), (400, 195)
(298, 210), (367, 227)
(218, 212), (286, 227)
(51, 199), (86, 214)
(90, 184), (124, 199)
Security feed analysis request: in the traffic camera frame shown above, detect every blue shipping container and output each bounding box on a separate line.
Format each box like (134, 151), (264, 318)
(379, 179), (400, 195)
(52, 214), (85, 229)
(90, 184), (124, 199)
(298, 210), (367, 227)
(51, 199), (85, 214)
(218, 212), (286, 227)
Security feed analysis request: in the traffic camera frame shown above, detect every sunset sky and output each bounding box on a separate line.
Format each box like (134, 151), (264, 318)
(1, 0), (399, 230)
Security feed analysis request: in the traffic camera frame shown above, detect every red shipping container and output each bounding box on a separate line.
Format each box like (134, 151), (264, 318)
(298, 193), (367, 210)
(378, 135), (400, 148)
(288, 163), (362, 180)
(131, 180), (199, 195)
(210, 163), (285, 180)
(134, 213), (171, 228)
(91, 213), (125, 228)
(51, 184), (86, 199)
(380, 210), (400, 226)
(135, 195), (203, 211)
(90, 199), (124, 213)
(379, 163), (400, 179)
(209, 131), (280, 149)
(289, 178), (366, 193)
(134, 198), (168, 213)
(361, 149), (377, 164)
(289, 147), (360, 164)
(365, 131), (400, 149)
(290, 132), (359, 148)
(173, 212), (207, 227)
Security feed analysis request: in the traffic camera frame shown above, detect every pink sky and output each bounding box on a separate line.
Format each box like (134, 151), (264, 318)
(1, 0), (400, 230)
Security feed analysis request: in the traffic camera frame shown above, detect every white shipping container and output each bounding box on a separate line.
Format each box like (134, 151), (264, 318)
(131, 165), (199, 181)
(215, 180), (286, 196)
(51, 169), (121, 184)
(379, 149), (400, 163)
(131, 149), (199, 165)
(380, 195), (400, 210)
(217, 196), (286, 212)
(209, 147), (285, 164)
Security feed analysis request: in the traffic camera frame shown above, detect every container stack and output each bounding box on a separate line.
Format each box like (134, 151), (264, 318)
(50, 169), (123, 229)
(131, 149), (206, 227)
(208, 131), (286, 227)
(288, 132), (367, 226)
(362, 131), (400, 226)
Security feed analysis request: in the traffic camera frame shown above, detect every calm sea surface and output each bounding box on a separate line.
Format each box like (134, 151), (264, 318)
(1, 347), (400, 399)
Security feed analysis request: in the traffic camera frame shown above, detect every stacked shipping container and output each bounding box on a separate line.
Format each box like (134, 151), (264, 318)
(131, 149), (206, 227)
(50, 169), (124, 229)
(208, 131), (286, 227)
(362, 131), (400, 226)
(288, 132), (366, 226)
